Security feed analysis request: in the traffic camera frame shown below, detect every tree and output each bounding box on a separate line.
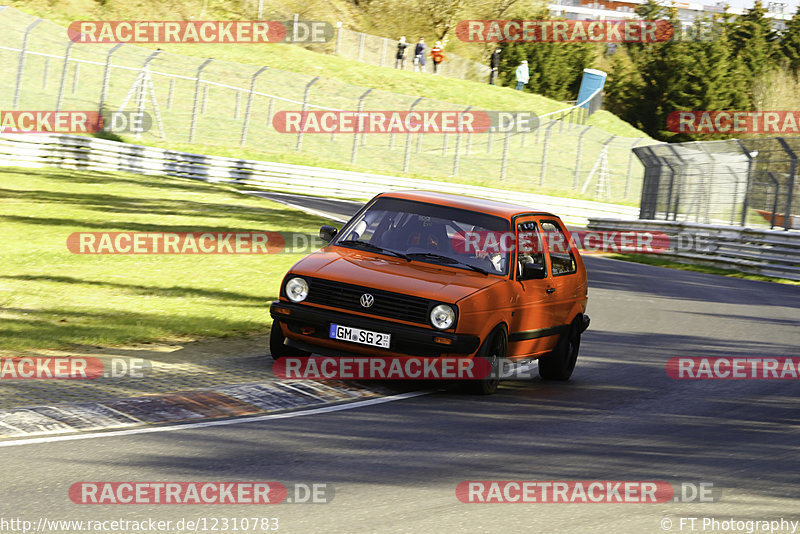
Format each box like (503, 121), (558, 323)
(728, 1), (781, 81)
(415, 0), (467, 40)
(496, 8), (600, 101)
(779, 6), (800, 73)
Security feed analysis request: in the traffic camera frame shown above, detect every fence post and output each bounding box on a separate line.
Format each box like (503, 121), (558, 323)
(776, 137), (797, 230)
(403, 97), (424, 173)
(766, 172), (780, 229)
(296, 76), (319, 151)
(452, 106), (471, 176)
(351, 88), (372, 164)
(665, 145), (686, 221)
(500, 122), (512, 181)
(55, 41), (74, 111)
(98, 43), (123, 113)
(14, 18), (42, 110)
(539, 121), (557, 186)
(267, 98), (274, 130)
(358, 32), (366, 62)
(234, 91), (241, 120)
(136, 50), (161, 139)
(735, 139), (756, 227)
(573, 125), (593, 190)
(71, 63), (80, 94)
(167, 79), (175, 110)
(189, 58), (213, 143)
(625, 138), (645, 199)
(42, 57), (49, 90)
(240, 66), (268, 146)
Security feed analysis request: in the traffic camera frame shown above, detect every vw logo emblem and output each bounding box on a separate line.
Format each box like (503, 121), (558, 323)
(360, 293), (374, 308)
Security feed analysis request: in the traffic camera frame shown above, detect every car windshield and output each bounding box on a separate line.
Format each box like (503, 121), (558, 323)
(333, 197), (511, 275)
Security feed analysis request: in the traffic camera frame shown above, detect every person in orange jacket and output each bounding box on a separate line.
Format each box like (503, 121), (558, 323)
(430, 41), (446, 74)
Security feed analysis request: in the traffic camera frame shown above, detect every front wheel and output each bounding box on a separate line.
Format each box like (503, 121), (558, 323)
(465, 326), (507, 395)
(538, 317), (582, 381)
(269, 321), (310, 360)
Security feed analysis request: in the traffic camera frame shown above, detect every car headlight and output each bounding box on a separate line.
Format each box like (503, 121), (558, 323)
(285, 277), (309, 303)
(430, 304), (455, 330)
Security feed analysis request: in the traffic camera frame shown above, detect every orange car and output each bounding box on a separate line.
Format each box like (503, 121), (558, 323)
(269, 191), (589, 394)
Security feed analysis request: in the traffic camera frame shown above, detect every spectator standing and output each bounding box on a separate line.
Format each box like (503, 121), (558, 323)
(414, 37), (426, 72)
(489, 47), (501, 84)
(430, 41), (446, 74)
(395, 36), (408, 69)
(515, 60), (529, 90)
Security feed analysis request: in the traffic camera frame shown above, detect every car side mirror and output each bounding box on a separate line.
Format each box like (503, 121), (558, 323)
(319, 225), (338, 242)
(520, 262), (546, 280)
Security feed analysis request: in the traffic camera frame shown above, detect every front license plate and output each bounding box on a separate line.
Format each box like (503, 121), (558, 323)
(329, 324), (391, 348)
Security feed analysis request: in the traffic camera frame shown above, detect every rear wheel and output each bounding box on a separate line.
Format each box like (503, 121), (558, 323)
(269, 320), (311, 360)
(466, 326), (507, 395)
(538, 316), (582, 381)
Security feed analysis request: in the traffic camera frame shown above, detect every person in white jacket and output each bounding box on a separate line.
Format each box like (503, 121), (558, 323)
(515, 60), (529, 90)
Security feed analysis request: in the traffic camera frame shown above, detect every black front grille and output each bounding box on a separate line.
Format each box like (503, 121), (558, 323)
(305, 277), (432, 325)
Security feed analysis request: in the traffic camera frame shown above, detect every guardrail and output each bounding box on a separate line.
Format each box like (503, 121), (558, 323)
(587, 218), (800, 281)
(0, 133), (638, 226)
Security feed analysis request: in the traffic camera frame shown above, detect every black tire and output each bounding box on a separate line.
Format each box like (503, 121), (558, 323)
(269, 320), (311, 360)
(466, 326), (507, 395)
(538, 316), (582, 381)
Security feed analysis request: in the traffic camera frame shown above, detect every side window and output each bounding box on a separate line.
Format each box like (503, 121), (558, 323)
(541, 221), (577, 276)
(516, 221), (545, 279)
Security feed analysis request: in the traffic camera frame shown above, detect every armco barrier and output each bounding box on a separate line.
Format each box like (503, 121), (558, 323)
(588, 218), (800, 281)
(0, 133), (638, 226)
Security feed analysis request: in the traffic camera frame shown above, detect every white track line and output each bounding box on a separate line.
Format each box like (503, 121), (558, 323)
(0, 391), (431, 448)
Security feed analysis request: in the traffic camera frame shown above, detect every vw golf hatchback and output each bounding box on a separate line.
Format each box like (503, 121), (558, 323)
(270, 191), (589, 394)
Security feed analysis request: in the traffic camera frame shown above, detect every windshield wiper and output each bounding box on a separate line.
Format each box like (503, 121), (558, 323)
(336, 240), (411, 261)
(406, 252), (489, 275)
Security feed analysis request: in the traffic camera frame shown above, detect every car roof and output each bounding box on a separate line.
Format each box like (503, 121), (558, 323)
(377, 190), (558, 220)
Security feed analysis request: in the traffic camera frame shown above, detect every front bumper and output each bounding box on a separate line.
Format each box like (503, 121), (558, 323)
(270, 301), (481, 357)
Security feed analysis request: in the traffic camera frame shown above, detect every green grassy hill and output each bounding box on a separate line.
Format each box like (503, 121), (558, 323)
(7, 1), (646, 138)
(2, 3), (653, 203)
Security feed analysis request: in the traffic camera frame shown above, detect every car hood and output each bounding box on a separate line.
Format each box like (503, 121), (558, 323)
(289, 247), (503, 303)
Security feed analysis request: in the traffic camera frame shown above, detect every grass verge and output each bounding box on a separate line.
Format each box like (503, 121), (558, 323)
(0, 165), (330, 352)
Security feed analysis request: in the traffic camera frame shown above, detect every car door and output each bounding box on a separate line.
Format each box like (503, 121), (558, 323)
(539, 219), (581, 330)
(506, 217), (562, 358)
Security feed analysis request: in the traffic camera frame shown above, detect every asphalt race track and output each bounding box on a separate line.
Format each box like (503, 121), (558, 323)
(1, 195), (799, 534)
